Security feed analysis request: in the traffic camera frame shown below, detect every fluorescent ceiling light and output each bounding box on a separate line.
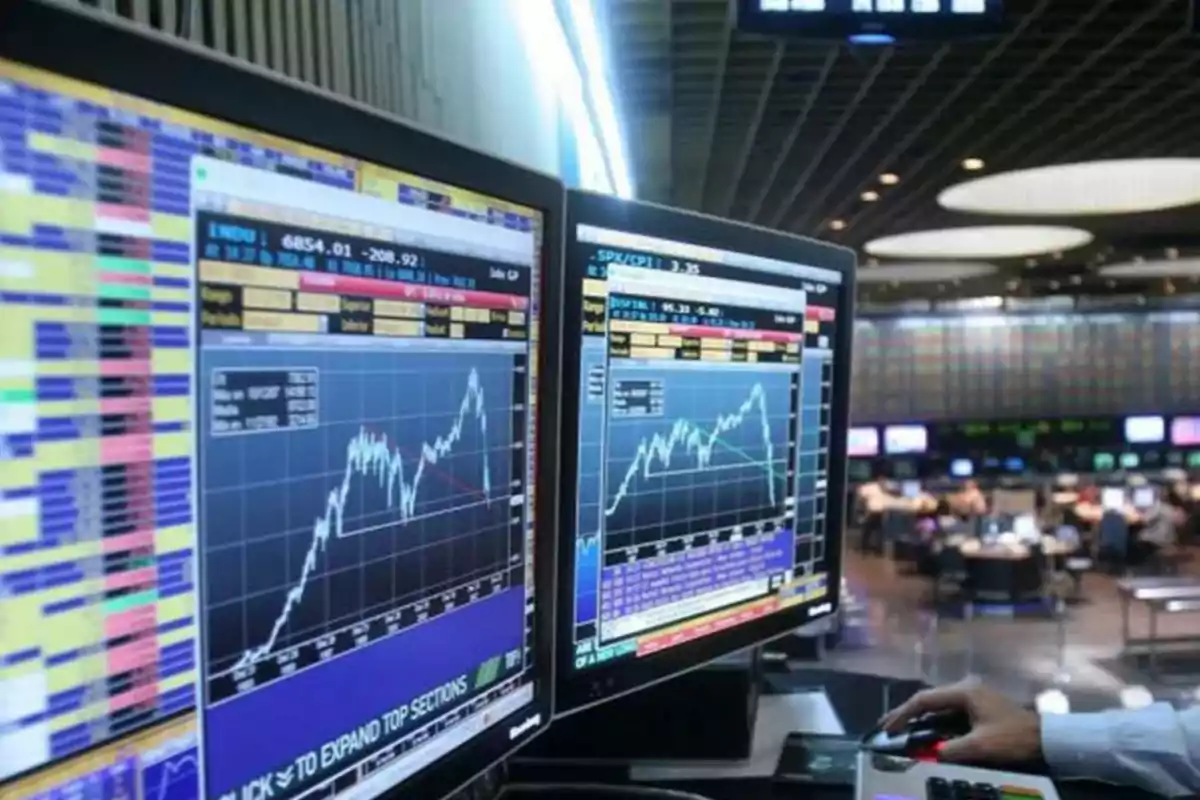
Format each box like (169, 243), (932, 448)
(864, 226), (1093, 259)
(568, 0), (634, 199)
(962, 158), (986, 171)
(1099, 257), (1200, 278)
(857, 261), (997, 283)
(939, 159), (1200, 216)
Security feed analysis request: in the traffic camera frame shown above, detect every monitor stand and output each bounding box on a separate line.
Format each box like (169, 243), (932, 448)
(521, 651), (762, 762)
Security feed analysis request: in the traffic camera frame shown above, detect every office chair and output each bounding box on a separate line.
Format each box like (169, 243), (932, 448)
(932, 543), (971, 613)
(1097, 509), (1130, 575)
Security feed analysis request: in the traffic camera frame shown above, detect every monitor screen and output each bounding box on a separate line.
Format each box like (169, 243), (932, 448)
(848, 460), (871, 481)
(1171, 416), (1200, 446)
(900, 480), (922, 499)
(558, 192), (854, 713)
(1004, 457), (1026, 473)
(1132, 487), (1157, 509)
(884, 424), (927, 454)
(950, 458), (974, 478)
(1094, 452), (1115, 472)
(1102, 487), (1127, 511)
(1120, 452), (1141, 469)
(1125, 415), (1165, 444)
(1190, 452), (1200, 469)
(0, 9), (557, 799)
(848, 426), (880, 457)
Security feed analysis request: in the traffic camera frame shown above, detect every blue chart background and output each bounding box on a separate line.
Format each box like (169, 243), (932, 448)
(199, 346), (515, 677)
(603, 365), (792, 550)
(140, 746), (199, 800)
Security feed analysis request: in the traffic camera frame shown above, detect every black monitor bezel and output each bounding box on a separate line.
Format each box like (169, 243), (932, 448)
(555, 190), (856, 715)
(0, 3), (562, 799)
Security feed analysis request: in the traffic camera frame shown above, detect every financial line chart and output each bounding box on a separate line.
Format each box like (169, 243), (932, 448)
(235, 368), (493, 670)
(605, 381), (784, 517)
(602, 366), (793, 550)
(201, 347), (519, 696)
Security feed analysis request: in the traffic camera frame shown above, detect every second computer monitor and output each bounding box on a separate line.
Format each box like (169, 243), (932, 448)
(556, 193), (855, 714)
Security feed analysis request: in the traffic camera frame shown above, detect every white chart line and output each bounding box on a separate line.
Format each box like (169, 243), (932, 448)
(606, 381), (778, 517)
(337, 497), (495, 537)
(232, 368), (492, 669)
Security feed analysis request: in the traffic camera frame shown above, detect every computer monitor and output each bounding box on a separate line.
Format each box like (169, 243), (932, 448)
(901, 480), (922, 499)
(0, 5), (559, 799)
(1013, 514), (1039, 543)
(1132, 487), (1158, 509)
(557, 191), (855, 714)
(1120, 452), (1141, 469)
(1102, 487), (1128, 511)
(848, 426), (880, 457)
(884, 424), (928, 455)
(950, 458), (974, 478)
(1004, 456), (1026, 474)
(1094, 452), (1116, 472)
(1171, 416), (1200, 446)
(1125, 415), (1165, 444)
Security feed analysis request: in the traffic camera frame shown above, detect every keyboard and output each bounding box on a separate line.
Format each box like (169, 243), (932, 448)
(856, 751), (1060, 800)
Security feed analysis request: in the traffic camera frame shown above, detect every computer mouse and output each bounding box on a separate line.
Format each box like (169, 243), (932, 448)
(865, 710), (972, 758)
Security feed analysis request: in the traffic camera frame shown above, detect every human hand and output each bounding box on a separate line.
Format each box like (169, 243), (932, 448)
(878, 678), (1043, 764)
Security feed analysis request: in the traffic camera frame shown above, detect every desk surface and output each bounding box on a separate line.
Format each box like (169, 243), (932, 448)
(1117, 575), (1200, 599)
(948, 535), (1073, 560)
(510, 668), (1159, 800)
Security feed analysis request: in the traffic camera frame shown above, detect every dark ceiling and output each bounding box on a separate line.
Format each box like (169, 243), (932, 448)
(606, 0), (1200, 302)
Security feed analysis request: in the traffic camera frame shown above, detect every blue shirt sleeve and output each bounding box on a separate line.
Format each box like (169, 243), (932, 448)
(1041, 703), (1200, 797)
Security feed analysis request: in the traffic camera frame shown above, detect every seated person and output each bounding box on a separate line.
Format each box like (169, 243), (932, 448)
(880, 677), (1200, 797)
(1130, 492), (1187, 567)
(948, 479), (988, 518)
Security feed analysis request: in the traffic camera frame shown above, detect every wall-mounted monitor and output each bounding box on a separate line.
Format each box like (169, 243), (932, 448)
(1094, 452), (1116, 472)
(848, 426), (880, 457)
(1125, 415), (1165, 444)
(1189, 452), (1200, 469)
(950, 458), (974, 478)
(1171, 416), (1200, 446)
(1120, 452), (1141, 469)
(884, 424), (928, 455)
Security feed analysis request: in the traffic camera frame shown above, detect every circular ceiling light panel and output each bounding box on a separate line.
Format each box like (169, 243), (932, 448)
(864, 226), (1093, 259)
(1099, 258), (1200, 278)
(857, 262), (997, 283)
(939, 159), (1200, 216)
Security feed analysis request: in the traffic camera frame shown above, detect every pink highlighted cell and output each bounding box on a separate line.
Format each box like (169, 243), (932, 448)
(105, 605), (158, 639)
(299, 272), (529, 311)
(98, 271), (153, 286)
(107, 681), (159, 714)
(107, 638), (160, 675)
(99, 396), (151, 415)
(101, 529), (156, 554)
(96, 203), (151, 223)
(96, 148), (152, 173)
(100, 434), (153, 465)
(99, 360), (151, 377)
(105, 567), (157, 592)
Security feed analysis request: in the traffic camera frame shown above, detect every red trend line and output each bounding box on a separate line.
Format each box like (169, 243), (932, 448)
(362, 425), (489, 498)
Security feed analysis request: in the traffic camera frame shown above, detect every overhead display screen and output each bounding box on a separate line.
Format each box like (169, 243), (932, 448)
(850, 313), (1200, 423)
(739, 0), (1004, 38)
(848, 427), (880, 457)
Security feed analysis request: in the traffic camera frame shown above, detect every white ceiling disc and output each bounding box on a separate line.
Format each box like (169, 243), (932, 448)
(939, 159), (1200, 216)
(864, 226), (1093, 259)
(1099, 258), (1200, 278)
(857, 262), (997, 283)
